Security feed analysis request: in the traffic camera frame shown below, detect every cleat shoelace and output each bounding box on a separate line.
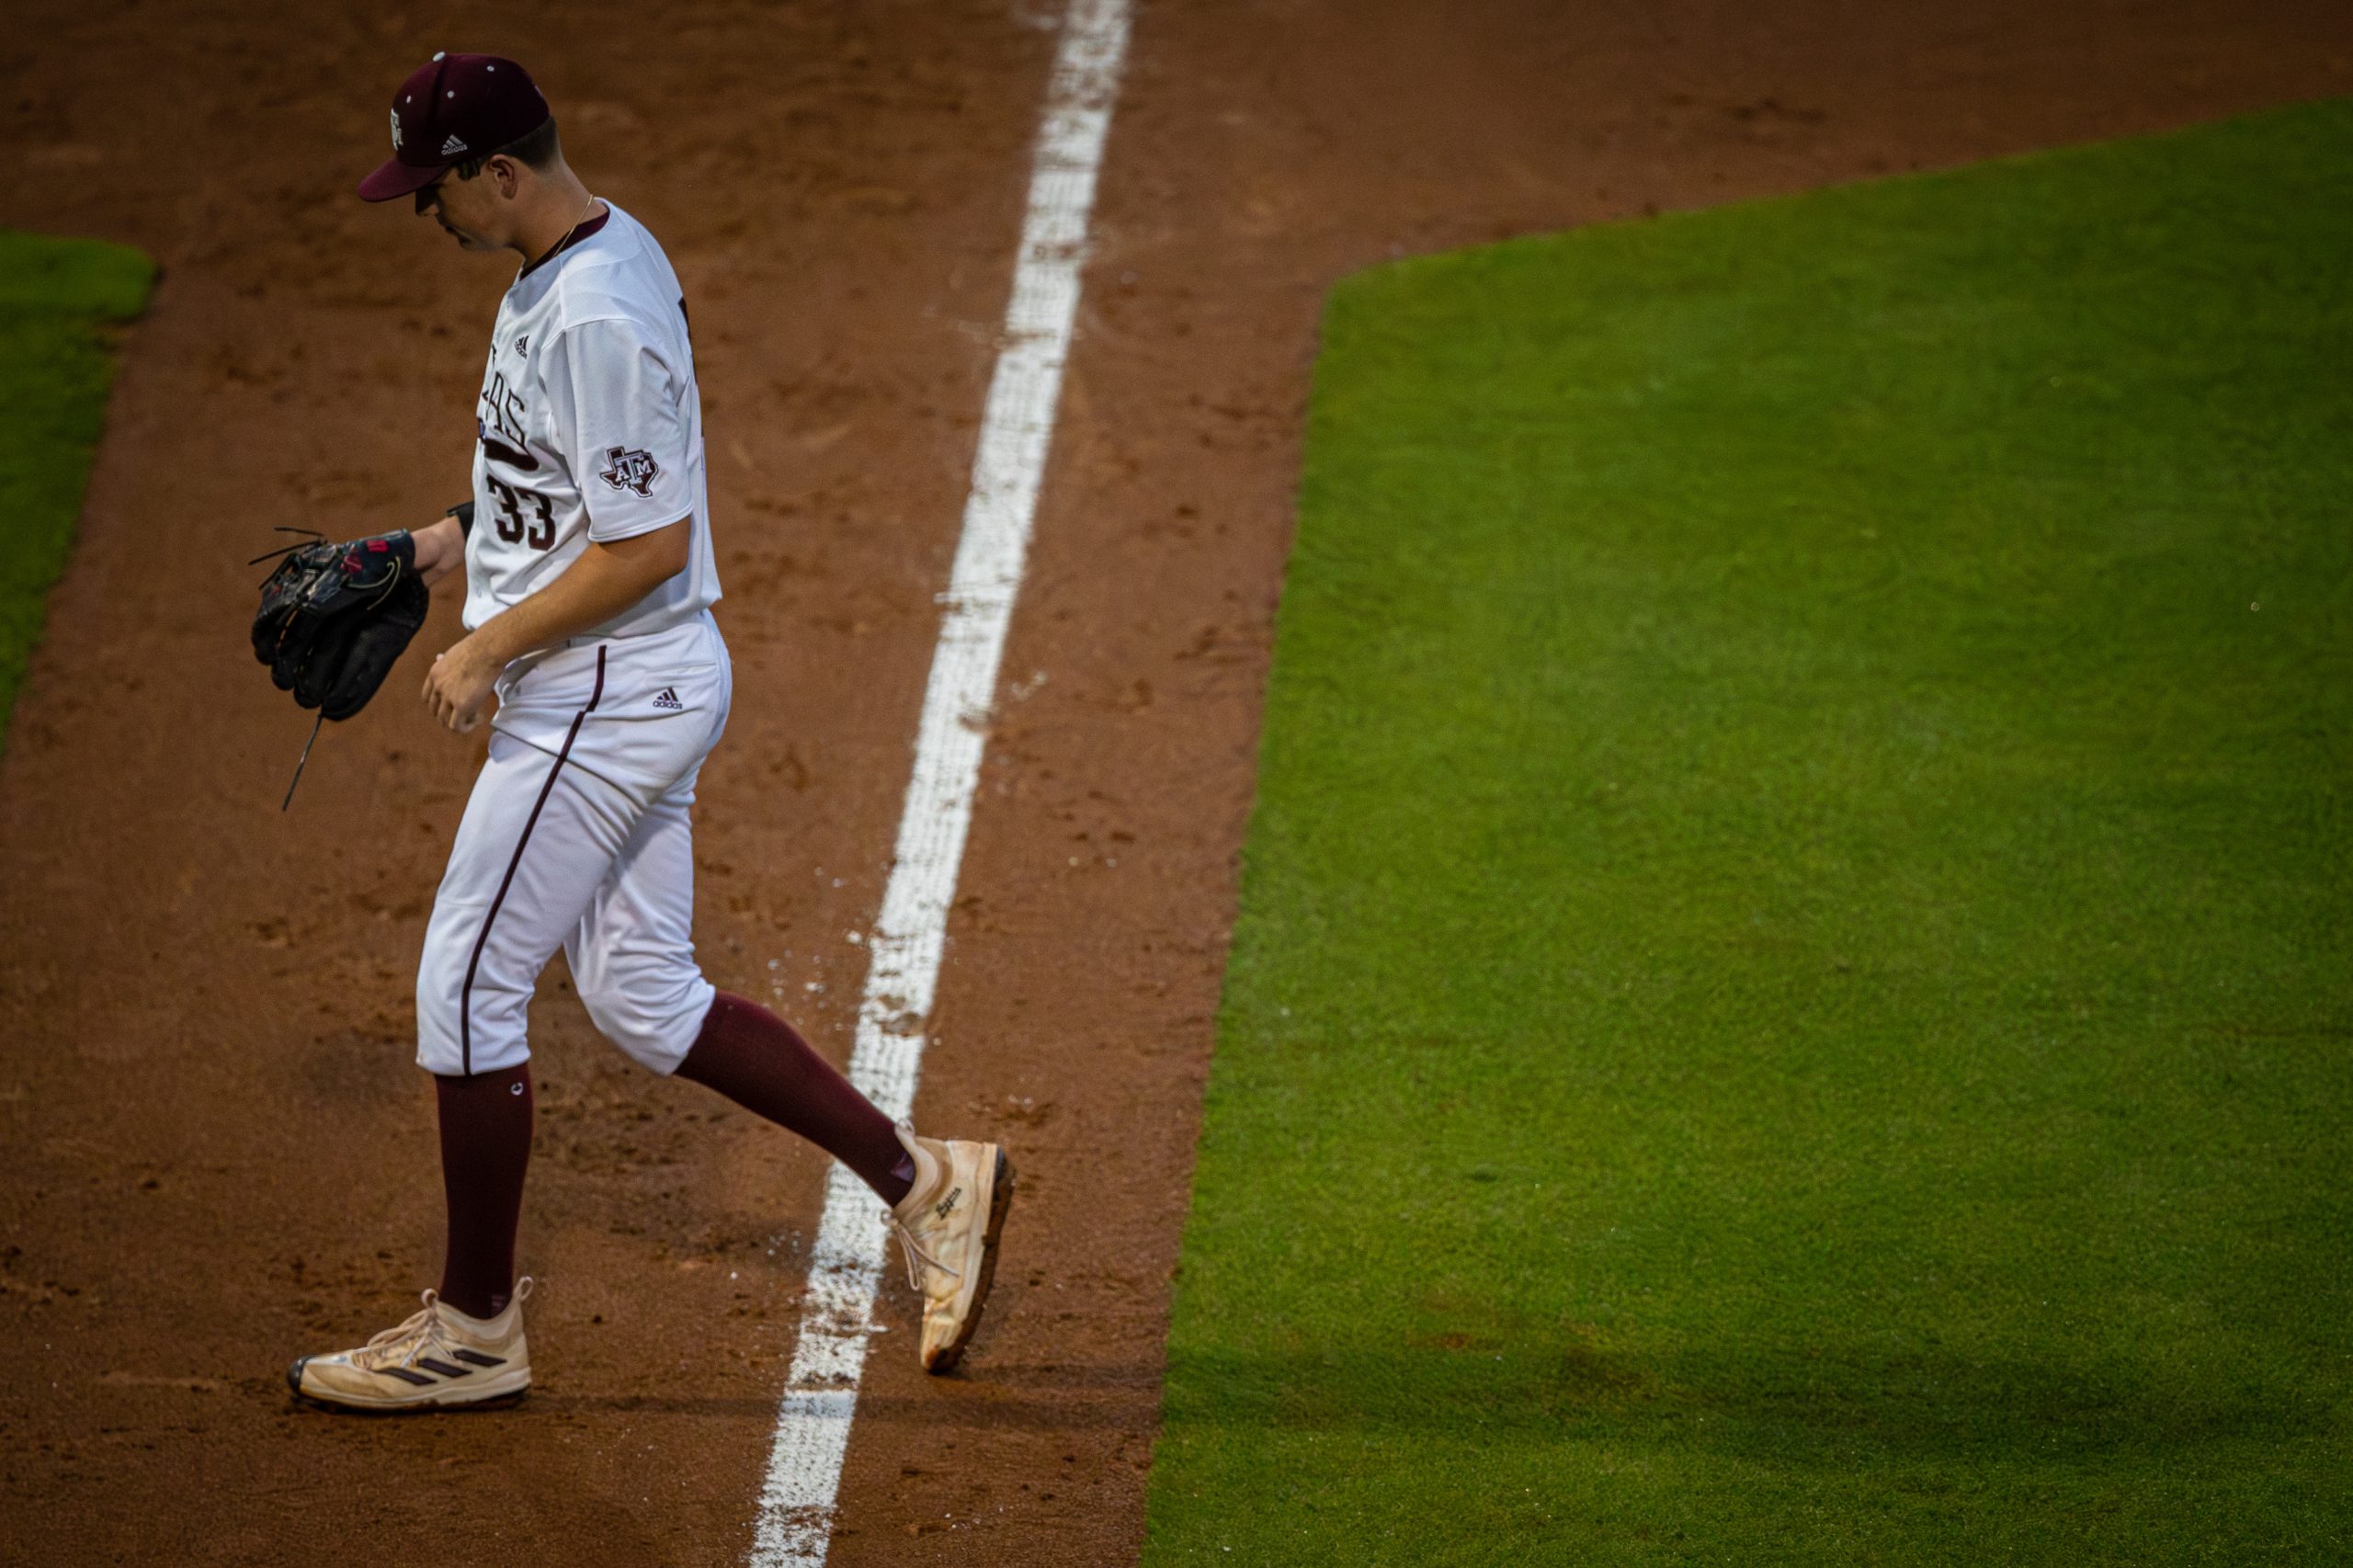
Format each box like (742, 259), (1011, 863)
(352, 1277), (531, 1372)
(892, 1218), (962, 1294)
(356, 1290), (458, 1373)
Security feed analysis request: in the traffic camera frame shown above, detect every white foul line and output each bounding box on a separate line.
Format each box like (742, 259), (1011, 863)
(745, 2), (1132, 1562)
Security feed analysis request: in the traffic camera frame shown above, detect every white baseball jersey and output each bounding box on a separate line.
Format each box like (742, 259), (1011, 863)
(415, 200), (735, 1081)
(465, 200), (721, 641)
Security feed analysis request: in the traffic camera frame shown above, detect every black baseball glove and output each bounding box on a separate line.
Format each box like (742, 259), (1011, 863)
(250, 530), (430, 720)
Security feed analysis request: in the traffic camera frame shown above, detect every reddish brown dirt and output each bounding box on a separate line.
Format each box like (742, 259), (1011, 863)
(2, 2), (2346, 1562)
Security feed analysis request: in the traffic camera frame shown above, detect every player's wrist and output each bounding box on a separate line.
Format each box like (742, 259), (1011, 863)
(451, 626), (511, 676)
(456, 602), (554, 675)
(411, 517), (464, 575)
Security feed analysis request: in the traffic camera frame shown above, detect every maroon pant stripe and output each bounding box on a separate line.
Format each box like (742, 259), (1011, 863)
(457, 646), (607, 1076)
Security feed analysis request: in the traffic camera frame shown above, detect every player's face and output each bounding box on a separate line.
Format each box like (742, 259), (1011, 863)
(415, 170), (506, 252)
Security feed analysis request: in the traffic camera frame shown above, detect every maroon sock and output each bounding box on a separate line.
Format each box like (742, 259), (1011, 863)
(676, 992), (915, 1206)
(434, 1064), (533, 1320)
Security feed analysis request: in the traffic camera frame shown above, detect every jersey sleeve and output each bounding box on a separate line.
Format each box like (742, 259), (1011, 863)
(542, 317), (695, 542)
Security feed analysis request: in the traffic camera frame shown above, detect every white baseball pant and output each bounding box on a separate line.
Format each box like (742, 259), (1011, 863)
(415, 612), (732, 1078)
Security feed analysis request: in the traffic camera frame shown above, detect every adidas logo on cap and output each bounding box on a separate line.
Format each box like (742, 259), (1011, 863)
(440, 132), (468, 156)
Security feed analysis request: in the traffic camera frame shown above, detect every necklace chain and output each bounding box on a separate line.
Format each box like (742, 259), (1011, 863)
(538, 194), (600, 266)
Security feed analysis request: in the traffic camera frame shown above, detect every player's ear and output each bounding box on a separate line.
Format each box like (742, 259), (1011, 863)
(488, 153), (526, 199)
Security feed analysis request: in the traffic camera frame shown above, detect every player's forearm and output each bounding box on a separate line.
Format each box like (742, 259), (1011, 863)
(466, 517), (692, 667)
(421, 517), (690, 733)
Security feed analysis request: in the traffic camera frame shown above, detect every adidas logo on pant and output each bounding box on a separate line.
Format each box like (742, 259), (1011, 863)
(652, 686), (682, 710)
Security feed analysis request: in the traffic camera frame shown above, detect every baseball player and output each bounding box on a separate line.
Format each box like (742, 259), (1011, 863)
(287, 53), (1012, 1411)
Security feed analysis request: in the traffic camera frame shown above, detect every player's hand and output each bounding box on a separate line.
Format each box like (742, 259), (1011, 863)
(423, 636), (500, 733)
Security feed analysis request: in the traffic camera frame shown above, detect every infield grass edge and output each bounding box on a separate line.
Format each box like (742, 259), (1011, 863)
(0, 230), (154, 752)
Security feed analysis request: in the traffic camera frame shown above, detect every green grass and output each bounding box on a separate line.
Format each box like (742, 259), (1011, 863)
(0, 230), (153, 748)
(1142, 98), (2353, 1565)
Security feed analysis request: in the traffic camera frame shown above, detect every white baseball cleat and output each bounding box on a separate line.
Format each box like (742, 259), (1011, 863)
(891, 1129), (1015, 1373)
(287, 1278), (533, 1412)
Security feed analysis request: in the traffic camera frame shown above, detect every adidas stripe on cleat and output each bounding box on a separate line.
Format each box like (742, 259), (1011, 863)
(288, 1278), (533, 1412)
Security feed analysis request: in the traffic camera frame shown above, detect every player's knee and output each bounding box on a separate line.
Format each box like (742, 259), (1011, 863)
(416, 901), (539, 1075)
(578, 971), (712, 1075)
(415, 932), (470, 1039)
(574, 981), (631, 1046)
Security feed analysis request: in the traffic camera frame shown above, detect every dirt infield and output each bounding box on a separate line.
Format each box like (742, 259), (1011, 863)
(2, 3), (2344, 1562)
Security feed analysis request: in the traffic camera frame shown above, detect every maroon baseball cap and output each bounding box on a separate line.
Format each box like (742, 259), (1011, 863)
(357, 52), (550, 202)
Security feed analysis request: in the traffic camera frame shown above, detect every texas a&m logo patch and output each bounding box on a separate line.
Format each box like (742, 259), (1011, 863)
(599, 446), (660, 498)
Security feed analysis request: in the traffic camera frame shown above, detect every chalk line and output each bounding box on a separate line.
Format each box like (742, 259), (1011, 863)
(745, 1), (1131, 1561)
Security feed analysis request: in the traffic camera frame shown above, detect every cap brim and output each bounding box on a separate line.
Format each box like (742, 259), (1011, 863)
(357, 155), (449, 203)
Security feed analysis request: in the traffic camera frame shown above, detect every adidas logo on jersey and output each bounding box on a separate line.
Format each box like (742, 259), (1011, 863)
(652, 687), (683, 711)
(440, 132), (469, 156)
